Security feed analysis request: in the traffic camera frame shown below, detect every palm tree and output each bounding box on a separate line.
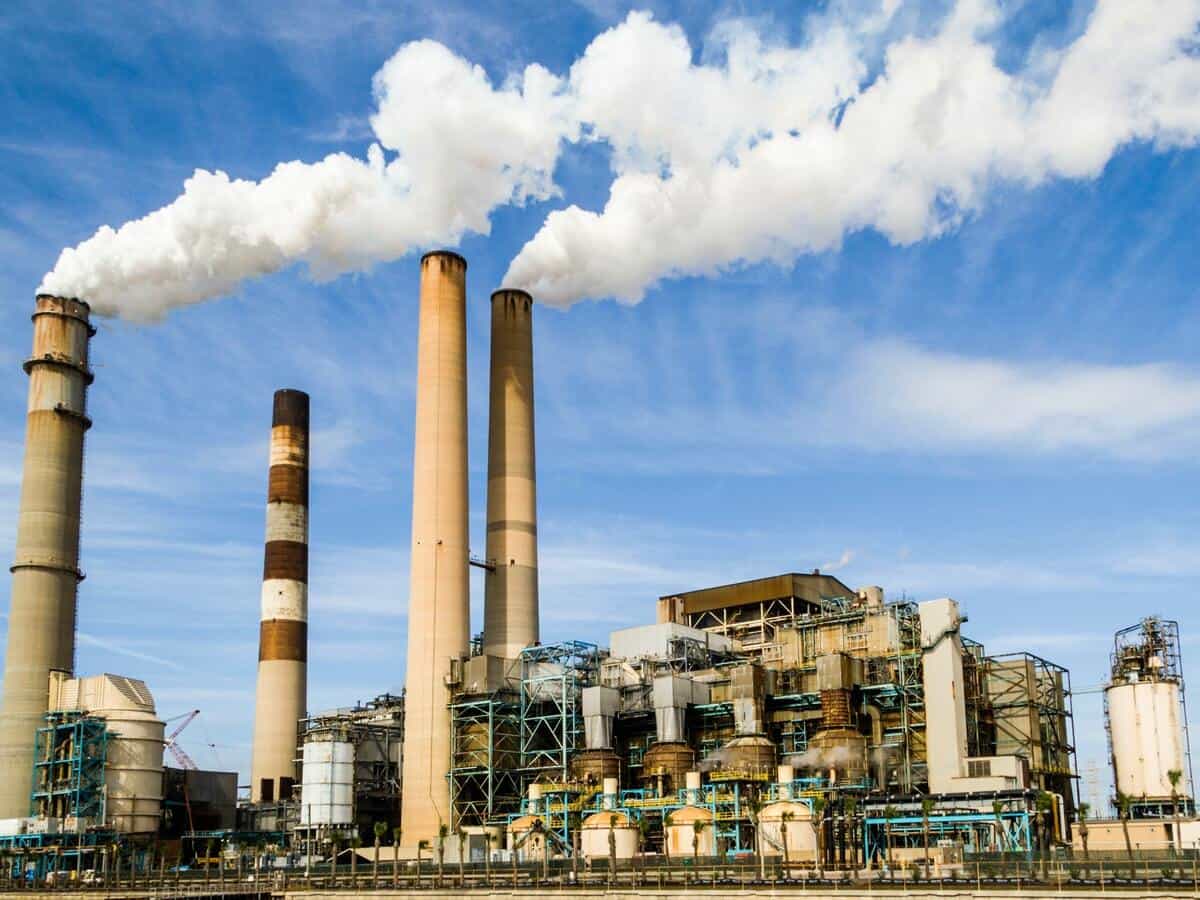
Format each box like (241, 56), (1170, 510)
(747, 792), (766, 881)
(1115, 792), (1136, 879)
(692, 820), (708, 885)
(845, 797), (859, 871)
(920, 796), (935, 881)
(882, 804), (898, 874)
(608, 814), (618, 882)
(392, 827), (402, 889)
(349, 835), (361, 886)
(812, 797), (827, 879)
(329, 833), (341, 887)
(1168, 769), (1184, 855)
(373, 822), (386, 888)
(663, 811), (673, 872)
(991, 799), (1006, 853)
(437, 823), (449, 886)
(483, 831), (493, 886)
(1035, 791), (1055, 880)
(1077, 802), (1091, 865)
(456, 827), (466, 887)
(416, 839), (429, 888)
(780, 810), (794, 875)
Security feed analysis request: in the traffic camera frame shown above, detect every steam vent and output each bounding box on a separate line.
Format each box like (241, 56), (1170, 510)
(250, 389), (310, 804)
(0, 296), (94, 817)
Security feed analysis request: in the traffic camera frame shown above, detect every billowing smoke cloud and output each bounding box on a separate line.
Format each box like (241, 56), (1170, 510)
(39, 41), (575, 319)
(40, 0), (1200, 318)
(505, 0), (1200, 305)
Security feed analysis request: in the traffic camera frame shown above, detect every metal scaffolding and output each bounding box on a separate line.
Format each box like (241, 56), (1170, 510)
(519, 641), (601, 784)
(31, 711), (108, 823)
(986, 651), (1077, 814)
(449, 693), (521, 827)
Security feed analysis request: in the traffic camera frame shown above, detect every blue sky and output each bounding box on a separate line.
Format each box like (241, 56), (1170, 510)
(2, 0), (1199, 807)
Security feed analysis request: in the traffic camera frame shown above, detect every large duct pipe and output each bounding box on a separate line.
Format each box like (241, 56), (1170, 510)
(0, 295), (93, 816)
(400, 251), (471, 844)
(482, 289), (538, 659)
(250, 389), (309, 804)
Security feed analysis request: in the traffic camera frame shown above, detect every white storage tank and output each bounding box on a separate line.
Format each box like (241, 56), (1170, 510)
(49, 672), (165, 834)
(1106, 618), (1192, 805)
(580, 810), (639, 861)
(664, 805), (715, 858)
(758, 800), (816, 861)
(299, 739), (354, 826)
(1107, 679), (1188, 799)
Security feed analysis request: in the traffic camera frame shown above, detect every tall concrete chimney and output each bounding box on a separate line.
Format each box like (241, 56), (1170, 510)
(250, 389), (309, 804)
(0, 295), (93, 817)
(400, 251), (470, 844)
(482, 289), (538, 659)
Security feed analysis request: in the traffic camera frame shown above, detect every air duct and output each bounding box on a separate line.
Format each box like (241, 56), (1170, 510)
(400, 251), (471, 844)
(250, 389), (309, 804)
(0, 295), (93, 817)
(482, 289), (538, 659)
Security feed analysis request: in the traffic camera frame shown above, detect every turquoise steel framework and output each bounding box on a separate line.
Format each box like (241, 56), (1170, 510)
(30, 711), (108, 822)
(519, 641), (601, 784)
(448, 693), (522, 827)
(862, 805), (1033, 864)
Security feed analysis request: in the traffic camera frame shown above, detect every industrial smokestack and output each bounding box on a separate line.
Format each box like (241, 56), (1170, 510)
(0, 295), (94, 817)
(400, 251), (470, 844)
(482, 289), (538, 659)
(250, 389), (310, 804)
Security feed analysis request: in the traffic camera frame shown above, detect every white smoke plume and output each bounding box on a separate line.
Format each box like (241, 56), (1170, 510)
(40, 1), (1200, 318)
(505, 0), (1200, 305)
(39, 41), (575, 319)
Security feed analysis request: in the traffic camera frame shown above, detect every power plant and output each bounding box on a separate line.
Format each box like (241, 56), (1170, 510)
(0, 266), (1195, 885)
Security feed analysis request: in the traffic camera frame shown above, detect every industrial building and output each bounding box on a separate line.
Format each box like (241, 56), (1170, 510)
(0, 257), (1194, 877)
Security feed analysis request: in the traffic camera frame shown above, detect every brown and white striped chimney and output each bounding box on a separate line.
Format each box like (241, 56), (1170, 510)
(250, 389), (309, 804)
(400, 251), (471, 844)
(482, 289), (539, 659)
(0, 295), (93, 817)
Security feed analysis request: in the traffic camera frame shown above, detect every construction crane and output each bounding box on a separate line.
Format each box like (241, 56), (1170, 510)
(163, 709), (200, 771)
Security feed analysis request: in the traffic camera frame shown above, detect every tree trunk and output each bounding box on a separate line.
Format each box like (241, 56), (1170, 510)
(1122, 817), (1135, 880)
(781, 823), (790, 879)
(922, 818), (931, 880)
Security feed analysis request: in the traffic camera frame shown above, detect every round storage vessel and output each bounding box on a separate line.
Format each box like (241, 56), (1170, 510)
(1106, 680), (1188, 799)
(581, 810), (639, 861)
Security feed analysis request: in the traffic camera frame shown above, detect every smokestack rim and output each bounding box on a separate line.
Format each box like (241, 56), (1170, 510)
(272, 388), (310, 430)
(32, 294), (96, 335)
(34, 293), (91, 312)
(420, 249), (468, 270)
(490, 288), (533, 303)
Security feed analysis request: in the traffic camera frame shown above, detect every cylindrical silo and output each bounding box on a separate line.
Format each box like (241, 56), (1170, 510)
(482, 289), (538, 660)
(0, 295), (94, 817)
(250, 389), (310, 803)
(1107, 680), (1188, 800)
(299, 737), (354, 828)
(400, 251), (471, 845)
